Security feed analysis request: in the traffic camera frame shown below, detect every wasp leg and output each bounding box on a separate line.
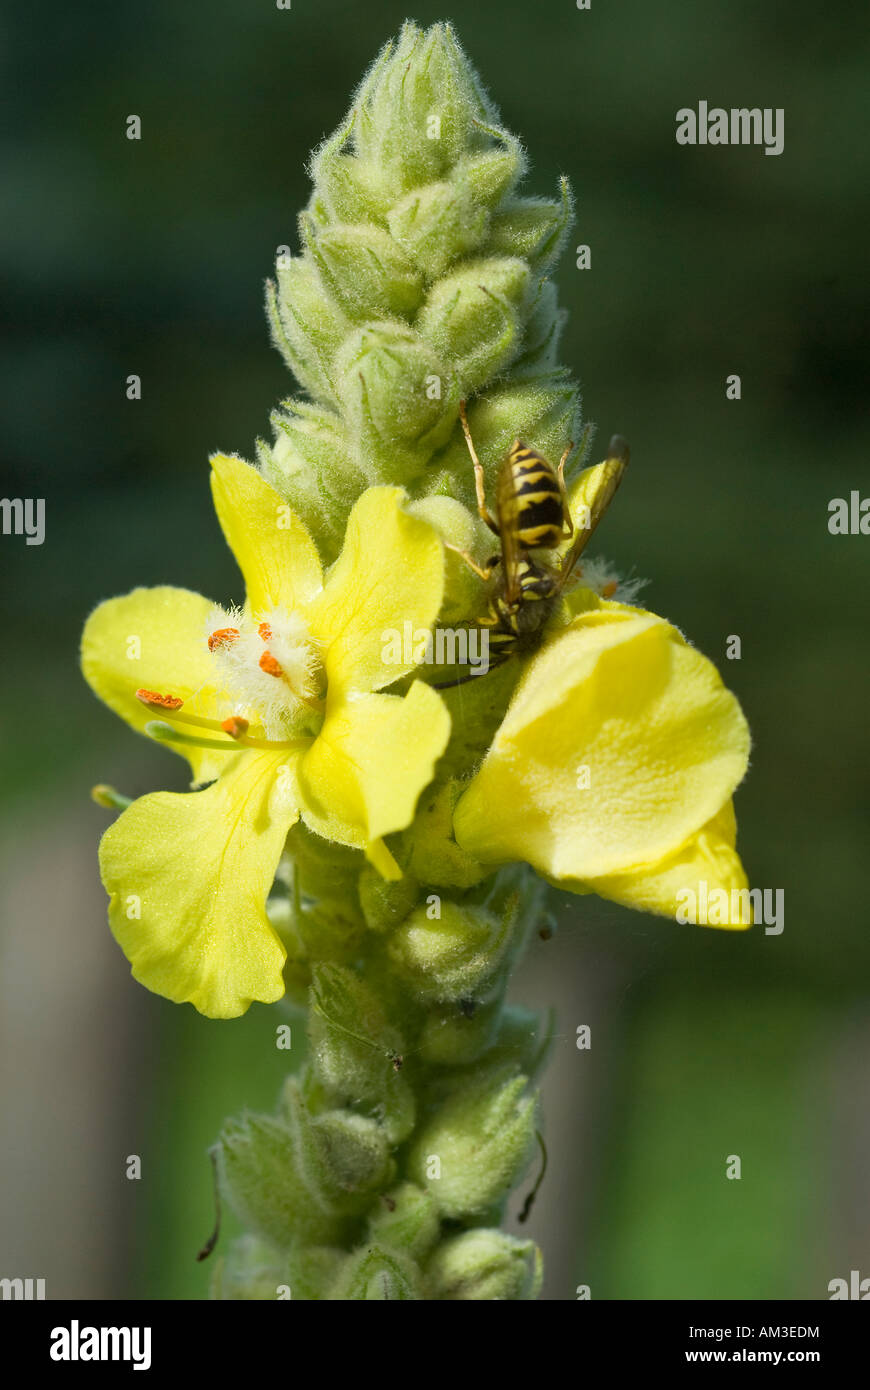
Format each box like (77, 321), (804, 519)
(443, 540), (496, 583)
(556, 422), (594, 539)
(459, 399), (500, 536)
(432, 653), (510, 690)
(556, 434), (629, 592)
(556, 439), (576, 539)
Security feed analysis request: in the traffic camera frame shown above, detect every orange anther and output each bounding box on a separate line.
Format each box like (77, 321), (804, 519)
(208, 627), (240, 651)
(136, 689), (184, 710)
(602, 580), (618, 597)
(258, 622), (272, 641)
(259, 651), (283, 678)
(221, 715), (250, 739)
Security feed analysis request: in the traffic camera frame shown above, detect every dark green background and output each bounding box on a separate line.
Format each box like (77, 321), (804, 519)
(2, 0), (867, 1299)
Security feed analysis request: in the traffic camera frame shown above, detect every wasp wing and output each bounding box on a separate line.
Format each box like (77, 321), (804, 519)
(495, 450), (523, 603)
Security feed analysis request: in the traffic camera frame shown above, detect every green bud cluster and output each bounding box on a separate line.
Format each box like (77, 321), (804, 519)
(257, 19), (582, 564)
(214, 845), (548, 1300)
(212, 20), (586, 1299)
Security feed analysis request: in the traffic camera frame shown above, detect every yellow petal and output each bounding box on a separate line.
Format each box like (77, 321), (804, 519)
(454, 610), (750, 881)
(81, 585), (222, 784)
(99, 751), (297, 1018)
(563, 801), (752, 928)
(297, 681), (450, 872)
(307, 486), (445, 695)
(210, 453), (322, 615)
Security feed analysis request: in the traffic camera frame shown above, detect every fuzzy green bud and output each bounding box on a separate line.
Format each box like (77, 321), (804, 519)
(353, 23), (492, 193)
(405, 779), (489, 890)
(415, 995), (502, 1066)
(453, 139), (526, 209)
(328, 1244), (423, 1301)
(387, 180), (489, 279)
(357, 865), (420, 934)
(367, 1183), (441, 1261)
(312, 1109), (395, 1209)
(415, 256), (530, 394)
(258, 401), (368, 563)
(309, 964), (414, 1143)
(427, 1229), (543, 1301)
(267, 258), (349, 406)
(488, 181), (572, 271)
(217, 1109), (343, 1248)
(210, 1236), (288, 1302)
(388, 898), (518, 1005)
(408, 1071), (537, 1220)
(303, 215), (424, 320)
(219, 1083), (394, 1249)
(336, 321), (459, 480)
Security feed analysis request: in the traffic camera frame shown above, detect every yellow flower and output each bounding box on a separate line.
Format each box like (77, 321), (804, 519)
(81, 456), (450, 1017)
(452, 600), (752, 927)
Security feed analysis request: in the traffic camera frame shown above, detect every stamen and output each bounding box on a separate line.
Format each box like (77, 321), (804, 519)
(140, 705), (313, 754)
(234, 731), (312, 751)
(602, 580), (618, 597)
(137, 699), (227, 734)
(208, 627), (240, 651)
(91, 783), (132, 810)
(259, 651), (284, 678)
(146, 720), (244, 752)
(136, 688), (184, 710)
(258, 622), (272, 641)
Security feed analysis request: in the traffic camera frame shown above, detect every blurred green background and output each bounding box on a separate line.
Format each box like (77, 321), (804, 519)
(2, 0), (868, 1300)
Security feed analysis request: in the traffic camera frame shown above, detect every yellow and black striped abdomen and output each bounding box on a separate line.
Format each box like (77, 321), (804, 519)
(501, 443), (565, 548)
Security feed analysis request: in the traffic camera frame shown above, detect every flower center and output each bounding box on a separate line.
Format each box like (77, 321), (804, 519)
(134, 605), (327, 757)
(204, 605), (325, 739)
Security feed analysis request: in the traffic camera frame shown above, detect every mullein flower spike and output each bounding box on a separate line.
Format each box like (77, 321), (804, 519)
(83, 21), (751, 1298)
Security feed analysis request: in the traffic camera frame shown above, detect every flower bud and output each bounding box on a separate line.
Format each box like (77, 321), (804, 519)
(217, 1108), (342, 1248)
(210, 1236), (288, 1301)
(283, 1245), (347, 1302)
(311, 1109), (395, 1212)
(304, 217), (423, 320)
(387, 181), (488, 279)
(358, 865), (419, 934)
(488, 182), (572, 272)
(408, 1071), (537, 1219)
(513, 280), (566, 377)
(388, 897), (518, 1004)
(327, 1243), (423, 1301)
(452, 136), (526, 209)
(368, 1183), (440, 1260)
(427, 1229), (542, 1300)
(405, 778), (491, 890)
(415, 257), (530, 393)
(308, 115), (396, 225)
(336, 322), (460, 480)
(259, 402), (368, 562)
(355, 23), (493, 195)
(415, 995), (501, 1066)
(267, 257), (350, 405)
(309, 963), (415, 1144)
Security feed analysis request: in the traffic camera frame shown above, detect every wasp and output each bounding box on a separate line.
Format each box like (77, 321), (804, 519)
(435, 400), (629, 688)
